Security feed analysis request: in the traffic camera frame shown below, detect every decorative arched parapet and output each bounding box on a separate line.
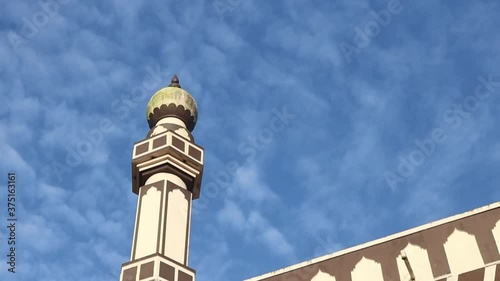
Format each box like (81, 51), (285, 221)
(444, 228), (484, 274)
(454, 210), (500, 264)
(240, 204), (500, 281)
(351, 257), (384, 281)
(492, 219), (500, 258)
(311, 269), (336, 281)
(361, 238), (404, 281)
(409, 224), (454, 278)
(396, 243), (434, 281)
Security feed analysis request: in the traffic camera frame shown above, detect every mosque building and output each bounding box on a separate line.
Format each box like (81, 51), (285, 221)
(118, 75), (500, 281)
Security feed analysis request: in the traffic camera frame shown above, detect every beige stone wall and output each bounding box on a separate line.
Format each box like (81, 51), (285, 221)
(130, 173), (193, 265)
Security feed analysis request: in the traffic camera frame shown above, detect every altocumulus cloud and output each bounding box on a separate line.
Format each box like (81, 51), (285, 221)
(1, 0), (500, 281)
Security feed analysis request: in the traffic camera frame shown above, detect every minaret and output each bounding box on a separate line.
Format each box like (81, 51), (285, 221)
(120, 75), (204, 281)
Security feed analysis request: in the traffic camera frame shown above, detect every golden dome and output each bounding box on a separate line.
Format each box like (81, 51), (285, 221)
(146, 75), (198, 131)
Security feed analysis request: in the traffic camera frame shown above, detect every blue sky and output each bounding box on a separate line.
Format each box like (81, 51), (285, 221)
(1, 0), (500, 280)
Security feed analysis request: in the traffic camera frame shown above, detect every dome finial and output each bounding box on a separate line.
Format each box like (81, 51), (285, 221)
(169, 74), (181, 88)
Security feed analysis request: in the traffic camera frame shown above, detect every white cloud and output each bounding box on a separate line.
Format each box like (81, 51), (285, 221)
(217, 200), (296, 258)
(1, 1), (500, 280)
(230, 163), (279, 203)
(217, 199), (246, 230)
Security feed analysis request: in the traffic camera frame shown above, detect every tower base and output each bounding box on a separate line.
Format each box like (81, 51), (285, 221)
(120, 253), (195, 281)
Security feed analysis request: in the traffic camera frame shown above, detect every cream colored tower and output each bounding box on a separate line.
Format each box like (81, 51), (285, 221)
(120, 75), (204, 281)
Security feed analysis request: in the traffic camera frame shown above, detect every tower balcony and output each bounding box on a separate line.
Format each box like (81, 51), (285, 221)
(131, 131), (204, 199)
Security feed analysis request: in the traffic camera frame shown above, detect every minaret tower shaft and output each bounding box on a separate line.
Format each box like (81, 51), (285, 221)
(120, 75), (204, 281)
